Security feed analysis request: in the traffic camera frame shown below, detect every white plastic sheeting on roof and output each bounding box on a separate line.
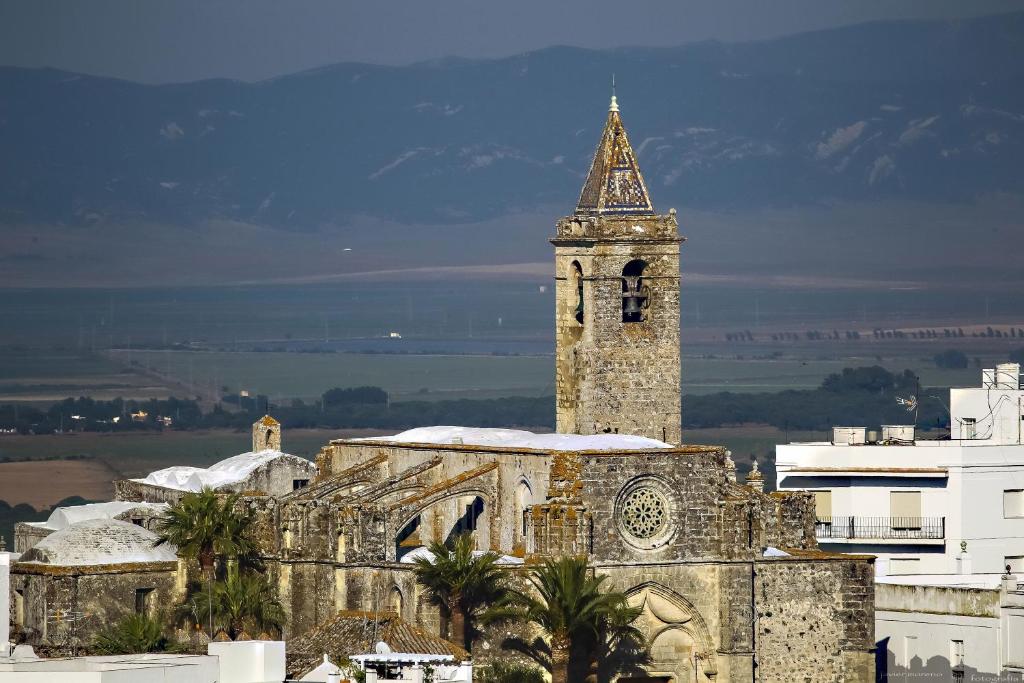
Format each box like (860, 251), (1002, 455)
(19, 519), (178, 566)
(357, 426), (671, 451)
(27, 501), (168, 532)
(133, 449), (287, 492)
(399, 546), (524, 566)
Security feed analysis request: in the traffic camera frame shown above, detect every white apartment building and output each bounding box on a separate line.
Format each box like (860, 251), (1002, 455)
(776, 363), (1024, 576)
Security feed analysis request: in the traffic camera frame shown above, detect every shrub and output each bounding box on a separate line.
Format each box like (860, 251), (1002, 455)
(93, 614), (167, 655)
(475, 661), (547, 683)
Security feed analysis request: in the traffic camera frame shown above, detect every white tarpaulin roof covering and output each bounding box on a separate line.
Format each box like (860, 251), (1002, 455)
(27, 501), (168, 531)
(133, 449), (288, 492)
(20, 519), (178, 566)
(356, 426), (671, 451)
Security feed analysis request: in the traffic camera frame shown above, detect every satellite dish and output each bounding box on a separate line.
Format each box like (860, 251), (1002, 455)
(375, 641), (392, 655)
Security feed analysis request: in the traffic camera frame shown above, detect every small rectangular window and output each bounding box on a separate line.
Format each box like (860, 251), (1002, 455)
(293, 479), (310, 491)
(814, 491), (832, 521)
(903, 635), (918, 667)
(950, 639), (964, 667)
(135, 588), (154, 616)
(889, 557), (921, 576)
(1005, 490), (1024, 518)
(962, 418), (977, 439)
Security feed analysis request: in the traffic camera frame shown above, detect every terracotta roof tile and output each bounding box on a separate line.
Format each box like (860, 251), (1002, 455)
(287, 611), (468, 678)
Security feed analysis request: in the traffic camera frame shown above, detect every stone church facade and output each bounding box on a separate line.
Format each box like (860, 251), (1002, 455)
(10, 94), (876, 681)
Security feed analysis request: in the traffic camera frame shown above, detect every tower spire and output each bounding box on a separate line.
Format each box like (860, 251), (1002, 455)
(576, 89), (653, 216)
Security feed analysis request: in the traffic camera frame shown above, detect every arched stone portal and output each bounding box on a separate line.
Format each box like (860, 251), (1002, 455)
(624, 583), (718, 681)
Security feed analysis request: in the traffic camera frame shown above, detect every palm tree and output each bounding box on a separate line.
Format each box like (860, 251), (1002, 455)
(190, 572), (285, 639)
(154, 488), (258, 635)
(506, 556), (643, 683)
(411, 532), (512, 654)
(154, 488), (256, 577)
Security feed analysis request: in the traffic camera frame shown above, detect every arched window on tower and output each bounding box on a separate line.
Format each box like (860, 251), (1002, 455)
(389, 586), (404, 616)
(621, 260), (650, 323)
(572, 261), (585, 325)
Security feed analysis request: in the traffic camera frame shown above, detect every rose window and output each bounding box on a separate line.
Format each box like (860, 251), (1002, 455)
(620, 487), (667, 539)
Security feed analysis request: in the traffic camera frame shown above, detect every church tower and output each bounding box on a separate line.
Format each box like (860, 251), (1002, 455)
(553, 94), (683, 443)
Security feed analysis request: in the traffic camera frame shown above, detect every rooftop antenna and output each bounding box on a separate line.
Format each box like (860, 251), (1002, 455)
(610, 74), (619, 112)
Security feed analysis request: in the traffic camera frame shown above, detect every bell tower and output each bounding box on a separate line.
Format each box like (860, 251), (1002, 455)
(553, 94), (683, 443)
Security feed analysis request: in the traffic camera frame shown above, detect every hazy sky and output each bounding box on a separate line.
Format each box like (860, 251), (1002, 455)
(1, 0), (1022, 83)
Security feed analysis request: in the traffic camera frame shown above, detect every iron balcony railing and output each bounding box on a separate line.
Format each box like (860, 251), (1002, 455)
(815, 516), (945, 541)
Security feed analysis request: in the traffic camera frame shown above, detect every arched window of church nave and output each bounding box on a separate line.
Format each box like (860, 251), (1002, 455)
(395, 515), (422, 562)
(447, 496), (484, 544)
(621, 259), (650, 323)
(514, 478), (533, 538)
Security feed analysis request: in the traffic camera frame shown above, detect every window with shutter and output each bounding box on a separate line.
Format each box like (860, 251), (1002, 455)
(891, 491), (921, 529)
(813, 491), (832, 522)
(1005, 490), (1024, 518)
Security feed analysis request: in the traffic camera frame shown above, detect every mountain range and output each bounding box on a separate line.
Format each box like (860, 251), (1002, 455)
(2, 12), (1023, 230)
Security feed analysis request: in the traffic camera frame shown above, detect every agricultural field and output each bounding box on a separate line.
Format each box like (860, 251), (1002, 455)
(0, 349), (180, 404)
(111, 348), (996, 403)
(0, 458), (119, 508)
(114, 349), (555, 402)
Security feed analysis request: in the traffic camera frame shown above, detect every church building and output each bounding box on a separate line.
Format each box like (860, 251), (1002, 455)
(11, 94), (877, 682)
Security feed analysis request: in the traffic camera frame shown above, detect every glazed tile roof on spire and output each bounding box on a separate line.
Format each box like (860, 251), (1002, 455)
(576, 95), (654, 216)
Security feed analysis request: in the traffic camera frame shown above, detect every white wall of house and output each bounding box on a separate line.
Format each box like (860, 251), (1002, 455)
(878, 610), (1000, 675)
(0, 654), (219, 682)
(875, 576), (1024, 679)
(1, 552), (10, 657)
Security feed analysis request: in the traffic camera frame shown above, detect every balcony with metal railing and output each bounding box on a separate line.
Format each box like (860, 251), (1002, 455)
(815, 516), (945, 544)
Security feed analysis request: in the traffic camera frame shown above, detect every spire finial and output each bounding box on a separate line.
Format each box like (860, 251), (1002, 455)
(609, 74), (618, 113)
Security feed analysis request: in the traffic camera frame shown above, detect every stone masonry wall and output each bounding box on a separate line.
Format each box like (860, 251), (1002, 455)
(11, 564), (181, 653)
(754, 557), (875, 682)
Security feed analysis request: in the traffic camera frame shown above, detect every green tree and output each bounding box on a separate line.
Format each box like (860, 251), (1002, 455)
(411, 533), (513, 654)
(92, 614), (168, 655)
(505, 556), (643, 683)
(189, 572), (285, 639)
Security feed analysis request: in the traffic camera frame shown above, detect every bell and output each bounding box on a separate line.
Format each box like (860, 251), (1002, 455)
(623, 295), (644, 316)
(622, 275), (649, 321)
